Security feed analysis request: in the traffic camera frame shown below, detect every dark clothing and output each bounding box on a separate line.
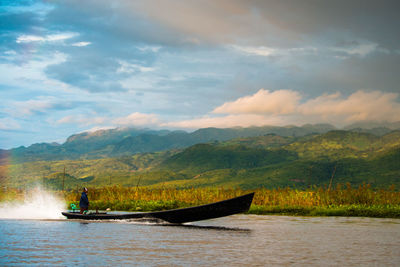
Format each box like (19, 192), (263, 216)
(80, 207), (88, 214)
(79, 192), (89, 208)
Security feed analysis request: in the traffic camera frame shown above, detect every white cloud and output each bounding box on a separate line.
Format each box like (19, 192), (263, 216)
(16, 35), (45, 43)
(11, 98), (55, 117)
(117, 61), (155, 74)
(231, 42), (377, 59)
(231, 45), (276, 56)
(0, 118), (21, 130)
(213, 89), (301, 115)
(0, 51), (70, 95)
(114, 112), (160, 127)
(162, 114), (288, 129)
(71, 41), (91, 47)
(333, 43), (378, 57)
(299, 90), (400, 122)
(166, 89), (400, 129)
(81, 126), (115, 133)
(57, 115), (106, 126)
(137, 45), (161, 53)
(16, 32), (77, 43)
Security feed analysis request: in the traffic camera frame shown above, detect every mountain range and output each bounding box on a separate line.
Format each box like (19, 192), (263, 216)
(2, 122), (399, 164)
(1, 123), (399, 190)
(1, 124), (338, 163)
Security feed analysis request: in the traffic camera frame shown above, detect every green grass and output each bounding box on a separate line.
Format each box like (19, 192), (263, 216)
(3, 184), (400, 218)
(249, 204), (400, 218)
(59, 185), (400, 218)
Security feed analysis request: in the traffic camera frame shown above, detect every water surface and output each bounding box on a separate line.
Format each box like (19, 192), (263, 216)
(1, 215), (399, 266)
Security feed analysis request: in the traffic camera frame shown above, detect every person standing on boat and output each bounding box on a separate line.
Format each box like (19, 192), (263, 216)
(79, 187), (89, 214)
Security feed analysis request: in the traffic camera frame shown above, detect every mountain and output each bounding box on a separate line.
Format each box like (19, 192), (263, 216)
(344, 121), (400, 130)
(152, 130), (400, 189)
(160, 143), (297, 173)
(1, 124), (337, 164)
(4, 129), (400, 190)
(344, 121), (400, 135)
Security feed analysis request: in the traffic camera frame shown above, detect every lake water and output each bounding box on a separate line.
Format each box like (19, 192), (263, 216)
(1, 215), (399, 266)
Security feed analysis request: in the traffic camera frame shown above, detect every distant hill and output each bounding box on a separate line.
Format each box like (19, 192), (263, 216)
(344, 121), (400, 131)
(1, 124), (337, 163)
(160, 143), (297, 173)
(3, 129), (400, 190)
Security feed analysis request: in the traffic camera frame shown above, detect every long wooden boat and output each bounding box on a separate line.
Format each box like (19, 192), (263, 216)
(62, 192), (254, 223)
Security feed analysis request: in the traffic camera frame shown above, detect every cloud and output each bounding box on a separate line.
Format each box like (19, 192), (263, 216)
(82, 126), (115, 133)
(299, 90), (400, 122)
(71, 41), (91, 47)
(57, 115), (106, 126)
(98, 0), (400, 50)
(162, 114), (288, 129)
(0, 51), (68, 93)
(0, 118), (21, 130)
(117, 60), (155, 74)
(137, 45), (161, 53)
(213, 89), (301, 115)
(332, 42), (378, 57)
(114, 112), (160, 127)
(11, 99), (55, 117)
(169, 89), (400, 128)
(16, 32), (77, 43)
(231, 45), (277, 57)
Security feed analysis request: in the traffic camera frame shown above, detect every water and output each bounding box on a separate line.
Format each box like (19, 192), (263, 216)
(1, 215), (399, 266)
(0, 187), (65, 220)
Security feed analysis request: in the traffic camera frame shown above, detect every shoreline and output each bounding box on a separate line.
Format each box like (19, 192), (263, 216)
(67, 201), (400, 219)
(248, 205), (400, 218)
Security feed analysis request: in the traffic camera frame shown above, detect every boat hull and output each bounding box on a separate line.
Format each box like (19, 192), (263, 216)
(62, 192), (254, 223)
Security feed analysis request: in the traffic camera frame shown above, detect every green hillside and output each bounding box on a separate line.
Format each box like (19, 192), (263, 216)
(160, 144), (297, 173)
(2, 130), (399, 190)
(1, 124), (337, 163)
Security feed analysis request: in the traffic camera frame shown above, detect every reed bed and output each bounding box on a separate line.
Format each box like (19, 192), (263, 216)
(2, 184), (399, 217)
(63, 184), (400, 218)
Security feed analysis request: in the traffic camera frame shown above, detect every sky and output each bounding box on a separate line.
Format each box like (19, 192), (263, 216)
(1, 0), (400, 149)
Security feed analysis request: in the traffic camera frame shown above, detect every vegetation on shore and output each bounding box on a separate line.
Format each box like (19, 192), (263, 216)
(3, 130), (400, 190)
(1, 184), (399, 218)
(63, 184), (400, 218)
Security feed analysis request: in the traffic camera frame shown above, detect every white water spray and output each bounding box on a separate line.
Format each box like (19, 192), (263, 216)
(0, 187), (65, 219)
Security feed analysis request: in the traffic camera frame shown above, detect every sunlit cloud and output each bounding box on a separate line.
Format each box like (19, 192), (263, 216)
(299, 90), (400, 122)
(169, 89), (400, 128)
(114, 112), (160, 127)
(162, 114), (288, 129)
(213, 89), (301, 115)
(81, 126), (115, 133)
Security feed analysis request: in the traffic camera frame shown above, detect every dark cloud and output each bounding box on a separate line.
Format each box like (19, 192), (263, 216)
(44, 54), (127, 93)
(32, 0), (400, 95)
(44, 0), (187, 47)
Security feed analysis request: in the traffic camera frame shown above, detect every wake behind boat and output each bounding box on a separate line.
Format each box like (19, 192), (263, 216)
(62, 192), (254, 223)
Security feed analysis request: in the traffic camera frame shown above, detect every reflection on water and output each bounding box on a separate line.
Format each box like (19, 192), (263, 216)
(1, 215), (399, 266)
(153, 223), (251, 232)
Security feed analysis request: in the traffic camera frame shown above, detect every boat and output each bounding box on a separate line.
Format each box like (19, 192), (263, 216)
(61, 192), (254, 223)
